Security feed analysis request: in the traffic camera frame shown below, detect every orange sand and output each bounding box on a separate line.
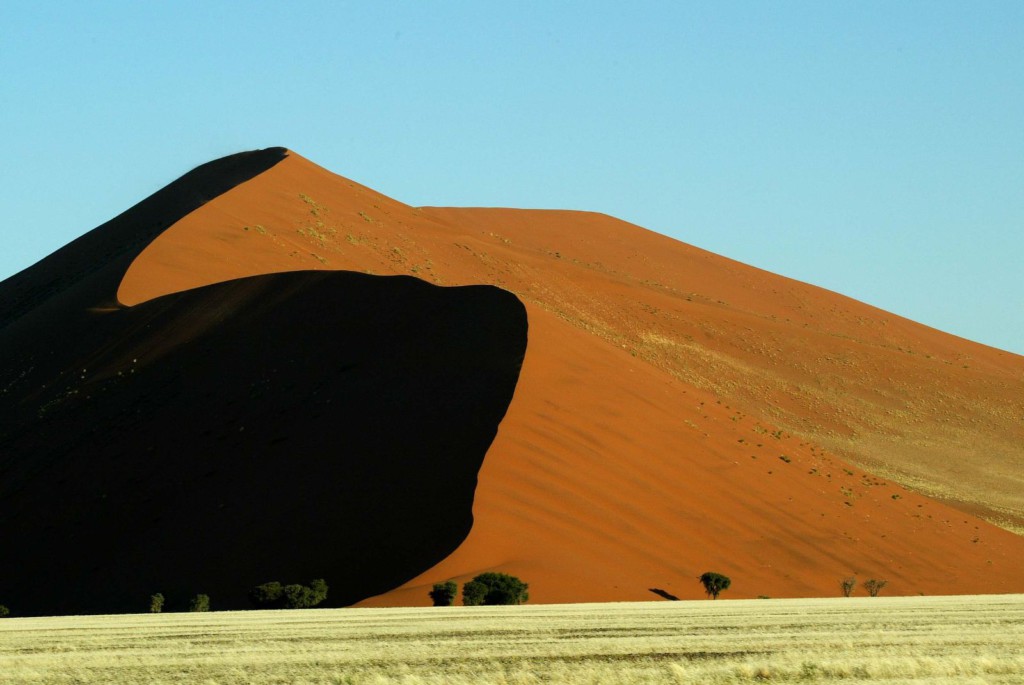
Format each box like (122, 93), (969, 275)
(112, 149), (1024, 603)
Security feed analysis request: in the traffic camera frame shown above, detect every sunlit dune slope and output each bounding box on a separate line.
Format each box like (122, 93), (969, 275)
(369, 303), (1024, 603)
(110, 149), (1024, 602)
(1, 147), (287, 337)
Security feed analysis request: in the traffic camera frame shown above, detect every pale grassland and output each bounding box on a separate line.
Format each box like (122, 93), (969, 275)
(1, 595), (1022, 684)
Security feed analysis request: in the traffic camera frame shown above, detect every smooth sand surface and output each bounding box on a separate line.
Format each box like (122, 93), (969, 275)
(27, 148), (1024, 604)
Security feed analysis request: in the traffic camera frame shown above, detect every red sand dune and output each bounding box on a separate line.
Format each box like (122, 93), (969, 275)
(116, 149), (1024, 602)
(5, 147), (1023, 610)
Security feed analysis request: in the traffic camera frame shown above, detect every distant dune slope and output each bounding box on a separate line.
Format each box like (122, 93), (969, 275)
(121, 151), (1022, 526)
(3, 148), (1022, 612)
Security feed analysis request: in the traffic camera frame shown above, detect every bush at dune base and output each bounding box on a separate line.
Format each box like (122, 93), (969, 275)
(188, 594), (210, 612)
(429, 581), (458, 606)
(699, 572), (731, 600)
(462, 573), (529, 606)
(249, 579), (328, 609)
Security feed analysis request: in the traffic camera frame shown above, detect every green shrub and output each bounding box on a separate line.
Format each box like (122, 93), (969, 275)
(283, 584), (313, 609)
(283, 582), (329, 609)
(308, 578), (329, 605)
(149, 593), (165, 613)
(463, 572), (529, 606)
(250, 579), (328, 609)
(188, 594), (210, 612)
(0, 605), (9, 618)
(429, 580), (458, 606)
(699, 572), (731, 599)
(462, 580), (487, 606)
(249, 581), (284, 608)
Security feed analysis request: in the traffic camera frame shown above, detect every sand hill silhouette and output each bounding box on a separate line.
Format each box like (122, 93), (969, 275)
(0, 152), (526, 616)
(2, 148), (1022, 614)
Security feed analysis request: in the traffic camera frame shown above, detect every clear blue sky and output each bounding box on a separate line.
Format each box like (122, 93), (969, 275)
(2, 1), (1021, 354)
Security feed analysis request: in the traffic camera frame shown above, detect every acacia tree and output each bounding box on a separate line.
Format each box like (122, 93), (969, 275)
(462, 580), (487, 606)
(249, 581), (284, 608)
(699, 572), (731, 600)
(462, 573), (529, 606)
(307, 579), (329, 606)
(429, 581), (458, 606)
(188, 594), (210, 612)
(840, 577), (857, 598)
(863, 579), (888, 597)
(249, 579), (328, 609)
(149, 593), (165, 613)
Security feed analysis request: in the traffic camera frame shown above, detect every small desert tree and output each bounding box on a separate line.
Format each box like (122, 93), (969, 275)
(250, 579), (327, 609)
(465, 572), (529, 605)
(188, 594), (210, 612)
(462, 580), (487, 606)
(149, 593), (165, 613)
(308, 578), (329, 606)
(840, 577), (857, 598)
(282, 584), (315, 609)
(429, 580), (458, 606)
(699, 572), (731, 600)
(863, 579), (888, 597)
(0, 605), (9, 618)
(283, 581), (328, 609)
(249, 581), (284, 608)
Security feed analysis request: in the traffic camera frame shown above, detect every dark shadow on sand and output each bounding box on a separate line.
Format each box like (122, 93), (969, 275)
(0, 270), (527, 615)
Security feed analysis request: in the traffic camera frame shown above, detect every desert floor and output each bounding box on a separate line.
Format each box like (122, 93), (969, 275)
(1, 594), (1022, 684)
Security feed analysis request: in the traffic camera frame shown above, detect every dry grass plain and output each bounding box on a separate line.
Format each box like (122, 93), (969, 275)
(1, 595), (1022, 684)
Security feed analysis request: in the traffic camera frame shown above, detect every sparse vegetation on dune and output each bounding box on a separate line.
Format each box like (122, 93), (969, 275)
(863, 578), (889, 597)
(462, 572), (529, 606)
(187, 593), (210, 612)
(699, 571), (731, 600)
(248, 579), (328, 609)
(428, 580), (458, 606)
(0, 595), (1021, 684)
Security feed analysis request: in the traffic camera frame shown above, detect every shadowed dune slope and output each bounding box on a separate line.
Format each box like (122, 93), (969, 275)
(4, 148), (1023, 609)
(0, 271), (526, 616)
